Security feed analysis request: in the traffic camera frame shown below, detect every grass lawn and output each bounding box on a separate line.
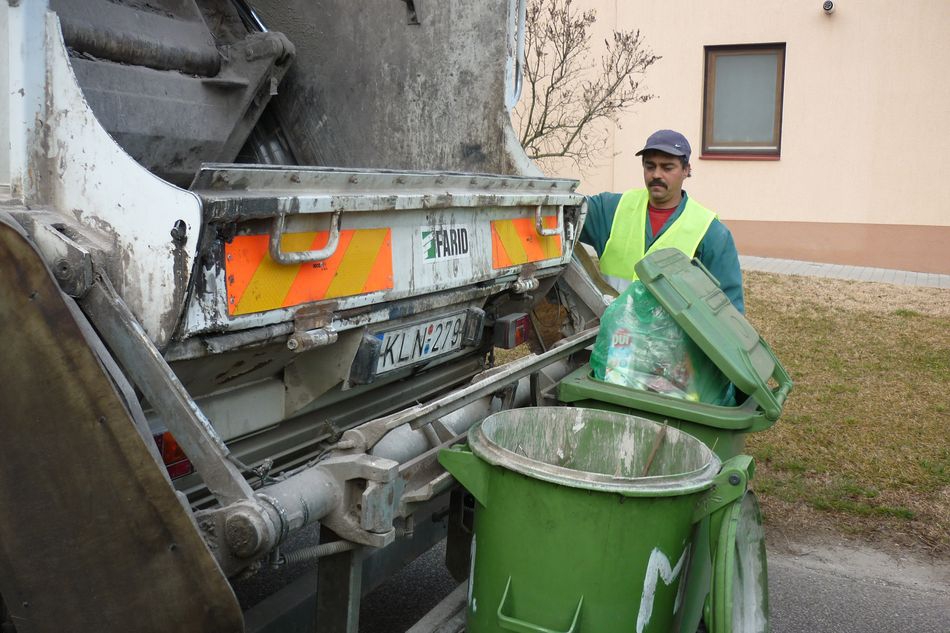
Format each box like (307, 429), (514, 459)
(742, 272), (950, 555)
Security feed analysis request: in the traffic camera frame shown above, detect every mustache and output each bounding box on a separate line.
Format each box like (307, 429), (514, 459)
(648, 180), (667, 188)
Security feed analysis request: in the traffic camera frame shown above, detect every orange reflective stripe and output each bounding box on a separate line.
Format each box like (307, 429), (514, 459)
(282, 229), (355, 309)
(362, 230), (393, 292)
(226, 234), (268, 311)
(512, 218), (546, 262)
(225, 228), (393, 316)
(494, 219), (527, 265)
(491, 223), (516, 268)
(490, 216), (562, 269)
(326, 229), (387, 298)
(540, 216), (561, 259)
(243, 231), (317, 312)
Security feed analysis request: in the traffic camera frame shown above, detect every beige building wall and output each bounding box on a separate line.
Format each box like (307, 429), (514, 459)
(545, 0), (950, 273)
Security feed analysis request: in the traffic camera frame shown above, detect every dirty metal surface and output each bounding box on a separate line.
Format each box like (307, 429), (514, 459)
(248, 0), (538, 176)
(50, 0), (298, 185)
(190, 164), (580, 215)
(38, 13), (203, 348)
(51, 0), (220, 76)
(183, 165), (584, 337)
(0, 213), (243, 632)
(79, 275), (255, 506)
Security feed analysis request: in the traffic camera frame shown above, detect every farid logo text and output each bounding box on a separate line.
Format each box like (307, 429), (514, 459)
(422, 227), (469, 262)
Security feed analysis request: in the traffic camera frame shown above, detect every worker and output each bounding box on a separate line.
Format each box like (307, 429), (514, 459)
(580, 129), (745, 313)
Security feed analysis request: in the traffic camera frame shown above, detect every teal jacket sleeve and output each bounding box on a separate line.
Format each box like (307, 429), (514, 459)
(696, 219), (745, 313)
(579, 192), (623, 256)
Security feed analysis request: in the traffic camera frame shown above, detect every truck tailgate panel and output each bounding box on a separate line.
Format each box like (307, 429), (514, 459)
(0, 215), (242, 632)
(181, 165), (584, 338)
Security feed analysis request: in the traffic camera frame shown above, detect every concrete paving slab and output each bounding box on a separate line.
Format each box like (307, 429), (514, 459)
(739, 256), (950, 289)
(839, 265), (860, 280)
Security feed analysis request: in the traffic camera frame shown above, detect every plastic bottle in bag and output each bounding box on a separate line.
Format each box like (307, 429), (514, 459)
(592, 281), (729, 404)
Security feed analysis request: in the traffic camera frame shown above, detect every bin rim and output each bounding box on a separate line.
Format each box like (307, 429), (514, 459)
(468, 407), (721, 497)
(557, 365), (770, 432)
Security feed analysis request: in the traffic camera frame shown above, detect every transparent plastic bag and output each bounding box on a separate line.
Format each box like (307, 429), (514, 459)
(591, 281), (733, 405)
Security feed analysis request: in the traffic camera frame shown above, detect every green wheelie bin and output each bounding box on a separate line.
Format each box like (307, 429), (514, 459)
(556, 247), (793, 632)
(558, 247), (792, 464)
(439, 407), (759, 633)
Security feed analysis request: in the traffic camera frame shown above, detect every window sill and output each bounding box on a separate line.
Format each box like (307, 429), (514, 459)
(699, 153), (780, 161)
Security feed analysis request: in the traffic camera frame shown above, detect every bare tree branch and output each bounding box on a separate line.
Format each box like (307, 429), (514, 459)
(514, 0), (660, 170)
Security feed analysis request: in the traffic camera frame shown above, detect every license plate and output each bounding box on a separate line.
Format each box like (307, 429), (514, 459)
(376, 313), (466, 374)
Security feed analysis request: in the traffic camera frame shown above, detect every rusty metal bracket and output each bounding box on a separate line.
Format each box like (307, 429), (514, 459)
(511, 263), (539, 295)
(287, 303), (339, 351)
(11, 212), (100, 298)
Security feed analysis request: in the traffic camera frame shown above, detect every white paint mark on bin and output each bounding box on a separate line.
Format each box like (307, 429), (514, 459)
(636, 544), (690, 633)
(468, 534), (477, 613)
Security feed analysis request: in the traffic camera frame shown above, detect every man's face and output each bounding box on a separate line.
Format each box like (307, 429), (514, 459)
(641, 151), (690, 207)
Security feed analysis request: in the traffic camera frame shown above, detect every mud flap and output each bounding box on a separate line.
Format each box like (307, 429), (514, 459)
(0, 215), (244, 632)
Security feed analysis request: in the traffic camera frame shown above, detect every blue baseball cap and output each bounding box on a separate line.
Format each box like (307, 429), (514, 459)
(635, 129), (691, 162)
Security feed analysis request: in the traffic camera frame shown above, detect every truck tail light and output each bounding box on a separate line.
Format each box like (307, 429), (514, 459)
(153, 431), (194, 480)
(493, 312), (531, 349)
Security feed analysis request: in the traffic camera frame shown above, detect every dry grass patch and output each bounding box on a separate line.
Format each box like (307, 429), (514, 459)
(743, 272), (950, 556)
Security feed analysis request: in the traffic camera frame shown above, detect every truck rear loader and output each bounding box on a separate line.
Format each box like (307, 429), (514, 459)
(0, 1), (611, 631)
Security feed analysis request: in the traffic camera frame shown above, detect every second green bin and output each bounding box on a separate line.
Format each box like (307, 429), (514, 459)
(558, 248), (793, 462)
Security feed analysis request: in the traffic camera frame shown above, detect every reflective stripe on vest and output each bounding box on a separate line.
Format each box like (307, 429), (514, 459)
(599, 189), (717, 291)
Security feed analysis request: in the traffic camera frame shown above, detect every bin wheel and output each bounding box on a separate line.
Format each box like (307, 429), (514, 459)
(709, 491), (769, 633)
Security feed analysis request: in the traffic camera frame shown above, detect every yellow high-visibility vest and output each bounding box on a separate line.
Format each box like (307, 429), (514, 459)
(599, 189), (717, 291)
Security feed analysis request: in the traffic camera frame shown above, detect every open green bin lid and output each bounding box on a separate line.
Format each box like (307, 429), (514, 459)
(631, 248), (792, 421)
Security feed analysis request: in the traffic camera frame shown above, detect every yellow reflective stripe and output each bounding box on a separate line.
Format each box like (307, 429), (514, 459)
(236, 232), (315, 315)
(493, 220), (528, 265)
(537, 216), (562, 259)
(325, 229), (388, 298)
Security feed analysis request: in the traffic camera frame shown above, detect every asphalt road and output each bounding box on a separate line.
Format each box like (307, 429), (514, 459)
(359, 539), (950, 633)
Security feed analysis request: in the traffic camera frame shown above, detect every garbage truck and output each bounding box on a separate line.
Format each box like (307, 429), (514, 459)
(0, 1), (787, 632)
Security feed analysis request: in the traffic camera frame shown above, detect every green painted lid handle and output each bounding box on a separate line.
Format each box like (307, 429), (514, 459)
(744, 338), (794, 427)
(497, 576), (584, 633)
(438, 445), (491, 507)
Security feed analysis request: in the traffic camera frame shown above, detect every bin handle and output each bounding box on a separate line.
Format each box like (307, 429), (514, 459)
(497, 577), (583, 633)
(745, 338), (794, 430)
(269, 211), (342, 265)
(535, 206), (562, 237)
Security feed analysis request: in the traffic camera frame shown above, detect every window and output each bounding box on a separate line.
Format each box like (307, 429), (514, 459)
(702, 44), (786, 158)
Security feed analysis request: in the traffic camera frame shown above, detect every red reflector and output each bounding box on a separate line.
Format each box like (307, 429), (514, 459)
(493, 313), (532, 349)
(159, 431), (187, 464)
(165, 460), (195, 480)
(153, 431), (194, 480)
